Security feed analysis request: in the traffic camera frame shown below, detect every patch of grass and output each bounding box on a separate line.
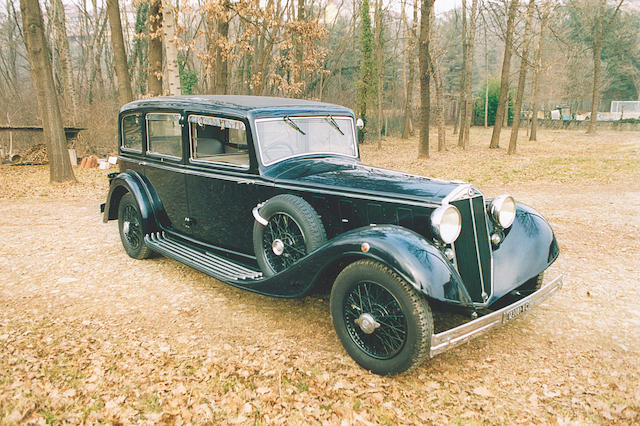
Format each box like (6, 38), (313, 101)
(141, 394), (162, 413)
(81, 399), (104, 422)
(39, 407), (60, 425)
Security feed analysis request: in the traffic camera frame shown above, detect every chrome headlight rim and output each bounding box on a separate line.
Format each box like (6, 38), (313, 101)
(431, 205), (462, 244)
(489, 194), (516, 229)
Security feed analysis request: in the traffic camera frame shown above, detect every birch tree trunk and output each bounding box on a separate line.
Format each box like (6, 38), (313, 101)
(147, 0), (163, 96)
(507, 0), (535, 155)
(162, 0), (181, 95)
(489, 0), (519, 149)
(20, 0), (75, 182)
(107, 0), (133, 104)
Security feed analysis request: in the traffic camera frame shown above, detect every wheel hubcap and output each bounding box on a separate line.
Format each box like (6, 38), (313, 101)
(272, 239), (285, 256)
(354, 313), (380, 334)
(343, 281), (408, 359)
(262, 213), (306, 273)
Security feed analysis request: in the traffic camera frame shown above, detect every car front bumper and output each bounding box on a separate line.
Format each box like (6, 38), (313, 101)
(430, 273), (563, 357)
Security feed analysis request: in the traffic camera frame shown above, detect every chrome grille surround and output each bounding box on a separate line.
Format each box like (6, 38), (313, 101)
(444, 184), (494, 305)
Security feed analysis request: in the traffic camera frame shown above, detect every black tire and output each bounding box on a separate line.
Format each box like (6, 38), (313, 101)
(253, 194), (326, 276)
(118, 193), (152, 259)
(330, 260), (433, 375)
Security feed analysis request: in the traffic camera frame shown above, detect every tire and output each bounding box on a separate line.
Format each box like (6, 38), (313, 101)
(253, 194), (326, 276)
(330, 260), (433, 375)
(118, 193), (152, 259)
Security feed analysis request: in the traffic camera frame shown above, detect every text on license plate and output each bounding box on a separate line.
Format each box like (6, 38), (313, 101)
(503, 302), (531, 323)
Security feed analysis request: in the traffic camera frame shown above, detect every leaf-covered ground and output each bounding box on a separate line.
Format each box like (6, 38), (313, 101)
(0, 128), (639, 423)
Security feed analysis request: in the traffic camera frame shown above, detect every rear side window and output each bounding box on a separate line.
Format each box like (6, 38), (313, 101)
(146, 113), (182, 158)
(121, 114), (142, 152)
(189, 115), (249, 168)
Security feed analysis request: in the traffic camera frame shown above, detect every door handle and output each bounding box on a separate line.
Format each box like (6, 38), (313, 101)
(237, 179), (255, 185)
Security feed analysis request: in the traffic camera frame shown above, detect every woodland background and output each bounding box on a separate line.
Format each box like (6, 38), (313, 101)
(1, 0), (639, 181)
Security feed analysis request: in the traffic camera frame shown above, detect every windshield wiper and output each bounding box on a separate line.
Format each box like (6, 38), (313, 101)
(325, 116), (344, 135)
(284, 116), (306, 135)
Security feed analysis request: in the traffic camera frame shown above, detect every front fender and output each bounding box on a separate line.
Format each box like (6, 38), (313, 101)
(249, 225), (474, 306)
(491, 203), (559, 301)
(102, 171), (161, 235)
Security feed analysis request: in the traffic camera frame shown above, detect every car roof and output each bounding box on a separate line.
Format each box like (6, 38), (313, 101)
(119, 95), (354, 119)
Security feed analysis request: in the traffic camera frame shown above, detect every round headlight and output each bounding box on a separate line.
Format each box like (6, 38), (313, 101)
(431, 205), (462, 244)
(489, 195), (516, 228)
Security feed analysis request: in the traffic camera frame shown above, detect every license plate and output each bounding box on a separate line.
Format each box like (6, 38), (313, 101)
(503, 301), (531, 323)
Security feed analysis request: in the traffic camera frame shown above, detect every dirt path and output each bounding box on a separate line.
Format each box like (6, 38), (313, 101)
(0, 180), (638, 424)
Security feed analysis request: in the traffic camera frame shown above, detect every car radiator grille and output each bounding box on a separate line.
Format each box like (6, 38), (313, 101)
(451, 196), (493, 303)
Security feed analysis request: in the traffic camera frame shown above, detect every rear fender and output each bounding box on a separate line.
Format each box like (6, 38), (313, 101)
(103, 171), (161, 235)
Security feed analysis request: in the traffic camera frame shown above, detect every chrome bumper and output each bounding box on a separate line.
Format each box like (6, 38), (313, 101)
(430, 273), (563, 357)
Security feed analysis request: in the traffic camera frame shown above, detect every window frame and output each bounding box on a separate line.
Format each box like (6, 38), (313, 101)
(120, 113), (144, 153)
(145, 112), (183, 160)
(188, 114), (250, 170)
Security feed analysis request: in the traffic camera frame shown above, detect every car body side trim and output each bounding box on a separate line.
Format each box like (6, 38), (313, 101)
(429, 273), (563, 357)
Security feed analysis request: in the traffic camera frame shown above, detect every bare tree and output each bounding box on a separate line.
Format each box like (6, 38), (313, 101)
(507, 0), (535, 155)
(419, 0), (434, 158)
(107, 0), (133, 104)
(20, 0), (75, 182)
(148, 0), (163, 96)
(529, 0), (552, 142)
(51, 0), (77, 118)
(459, 0), (478, 150)
(375, 0), (383, 145)
(162, 0), (181, 95)
(401, 0), (418, 139)
(489, 0), (519, 149)
(587, 0), (624, 134)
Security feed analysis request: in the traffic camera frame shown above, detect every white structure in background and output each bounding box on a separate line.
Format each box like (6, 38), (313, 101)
(611, 101), (640, 119)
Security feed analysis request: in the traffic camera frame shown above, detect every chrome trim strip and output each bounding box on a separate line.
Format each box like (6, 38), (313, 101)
(141, 158), (441, 208)
(429, 273), (563, 357)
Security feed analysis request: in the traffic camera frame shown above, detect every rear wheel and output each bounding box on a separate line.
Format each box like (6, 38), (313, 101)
(330, 260), (433, 375)
(118, 193), (152, 259)
(253, 195), (326, 276)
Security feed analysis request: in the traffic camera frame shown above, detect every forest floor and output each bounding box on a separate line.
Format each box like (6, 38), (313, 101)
(0, 127), (639, 424)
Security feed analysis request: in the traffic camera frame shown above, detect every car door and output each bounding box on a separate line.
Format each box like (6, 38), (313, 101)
(143, 111), (191, 235)
(185, 114), (268, 255)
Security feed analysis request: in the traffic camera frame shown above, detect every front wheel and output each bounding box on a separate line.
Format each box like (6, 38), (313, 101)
(330, 260), (433, 375)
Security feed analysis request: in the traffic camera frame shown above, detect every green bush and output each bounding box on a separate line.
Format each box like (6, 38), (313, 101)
(473, 79), (513, 126)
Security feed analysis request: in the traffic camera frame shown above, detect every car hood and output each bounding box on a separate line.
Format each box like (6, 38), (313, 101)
(265, 157), (461, 205)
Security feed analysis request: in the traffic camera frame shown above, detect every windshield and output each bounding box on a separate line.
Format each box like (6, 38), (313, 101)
(256, 116), (357, 165)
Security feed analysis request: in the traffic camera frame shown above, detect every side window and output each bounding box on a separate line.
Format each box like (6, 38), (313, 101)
(189, 115), (249, 168)
(121, 114), (142, 152)
(146, 113), (182, 158)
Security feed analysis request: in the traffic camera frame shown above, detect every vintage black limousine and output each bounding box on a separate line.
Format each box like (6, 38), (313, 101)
(101, 95), (562, 375)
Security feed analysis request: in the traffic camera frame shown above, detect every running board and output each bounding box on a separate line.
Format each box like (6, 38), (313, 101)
(144, 232), (263, 282)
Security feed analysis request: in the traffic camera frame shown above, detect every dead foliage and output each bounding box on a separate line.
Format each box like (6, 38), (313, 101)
(0, 127), (639, 423)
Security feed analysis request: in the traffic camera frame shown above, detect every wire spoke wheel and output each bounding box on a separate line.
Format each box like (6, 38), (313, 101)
(262, 213), (306, 273)
(123, 204), (143, 249)
(330, 260), (433, 375)
(343, 281), (408, 359)
(118, 193), (152, 259)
